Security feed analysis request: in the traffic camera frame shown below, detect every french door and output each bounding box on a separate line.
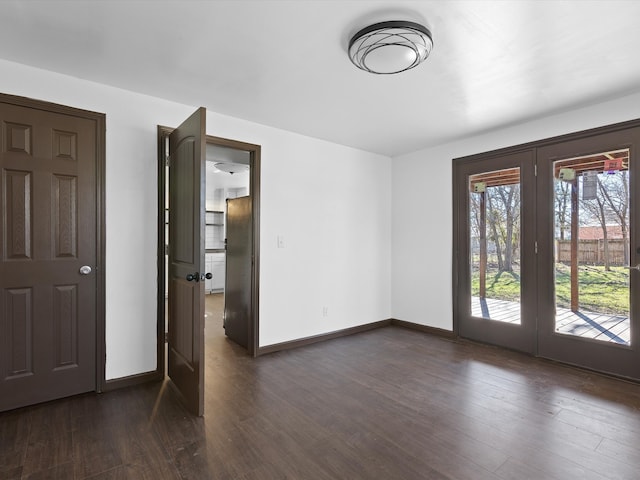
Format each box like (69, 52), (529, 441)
(454, 150), (536, 354)
(454, 122), (640, 380)
(536, 127), (640, 379)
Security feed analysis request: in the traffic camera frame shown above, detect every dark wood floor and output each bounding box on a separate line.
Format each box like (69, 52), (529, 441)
(3, 295), (640, 479)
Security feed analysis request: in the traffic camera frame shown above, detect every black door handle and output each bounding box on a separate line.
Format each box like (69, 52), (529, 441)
(186, 272), (200, 282)
(201, 272), (213, 280)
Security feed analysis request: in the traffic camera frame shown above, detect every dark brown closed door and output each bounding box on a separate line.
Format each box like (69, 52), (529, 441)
(0, 99), (98, 412)
(224, 196), (252, 349)
(168, 108), (206, 416)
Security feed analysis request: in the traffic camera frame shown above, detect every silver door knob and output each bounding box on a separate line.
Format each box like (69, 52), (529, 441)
(624, 264), (640, 271)
(79, 265), (92, 275)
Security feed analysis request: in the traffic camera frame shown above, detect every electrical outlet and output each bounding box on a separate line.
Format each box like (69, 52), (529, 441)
(322, 306), (329, 317)
(277, 235), (285, 248)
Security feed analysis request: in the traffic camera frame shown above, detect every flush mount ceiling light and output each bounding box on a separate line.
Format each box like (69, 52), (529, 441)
(348, 20), (433, 74)
(214, 162), (249, 174)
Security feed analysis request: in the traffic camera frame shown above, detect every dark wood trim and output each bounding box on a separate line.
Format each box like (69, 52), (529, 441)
(451, 155), (462, 339)
(0, 93), (107, 394)
(156, 125), (171, 384)
(251, 146), (261, 357)
(101, 370), (164, 392)
(251, 145), (261, 357)
(205, 134), (260, 153)
(453, 117), (640, 165)
(390, 319), (457, 339)
(94, 108), (107, 394)
(0, 92), (105, 118)
(257, 320), (391, 355)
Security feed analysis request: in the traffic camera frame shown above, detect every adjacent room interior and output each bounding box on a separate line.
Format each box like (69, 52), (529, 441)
(163, 143), (251, 337)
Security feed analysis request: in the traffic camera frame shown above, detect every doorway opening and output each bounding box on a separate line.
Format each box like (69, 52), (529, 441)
(204, 143), (252, 348)
(157, 125), (261, 391)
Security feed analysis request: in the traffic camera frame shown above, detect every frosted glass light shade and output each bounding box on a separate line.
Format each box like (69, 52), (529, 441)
(348, 21), (433, 74)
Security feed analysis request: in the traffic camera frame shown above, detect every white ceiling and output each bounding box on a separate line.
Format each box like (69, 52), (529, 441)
(1, 0), (640, 157)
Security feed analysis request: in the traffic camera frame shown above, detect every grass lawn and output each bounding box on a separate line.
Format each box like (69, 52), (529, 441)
(471, 264), (629, 315)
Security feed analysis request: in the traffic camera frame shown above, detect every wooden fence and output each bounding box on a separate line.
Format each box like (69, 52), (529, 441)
(556, 239), (629, 265)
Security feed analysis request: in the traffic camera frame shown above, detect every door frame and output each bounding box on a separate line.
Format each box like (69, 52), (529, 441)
(157, 125), (261, 367)
(453, 117), (640, 380)
(0, 92), (106, 393)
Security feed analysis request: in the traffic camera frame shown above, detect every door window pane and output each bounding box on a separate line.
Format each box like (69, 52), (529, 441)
(553, 149), (630, 345)
(469, 168), (521, 324)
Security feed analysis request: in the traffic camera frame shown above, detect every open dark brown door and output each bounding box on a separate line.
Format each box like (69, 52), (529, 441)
(0, 97), (102, 412)
(224, 196), (252, 350)
(168, 108), (206, 416)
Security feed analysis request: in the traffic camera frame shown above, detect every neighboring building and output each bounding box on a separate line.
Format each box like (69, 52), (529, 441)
(579, 225), (624, 240)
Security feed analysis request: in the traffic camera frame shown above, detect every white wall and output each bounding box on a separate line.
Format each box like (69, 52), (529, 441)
(205, 165), (250, 211)
(215, 121), (392, 346)
(0, 59), (391, 380)
(392, 91), (640, 330)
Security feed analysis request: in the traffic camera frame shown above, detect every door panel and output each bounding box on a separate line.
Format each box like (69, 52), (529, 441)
(537, 127), (640, 379)
(224, 196), (252, 349)
(0, 99), (98, 412)
(454, 150), (536, 354)
(4, 169), (31, 259)
(469, 166), (522, 325)
(168, 107), (206, 416)
(53, 284), (78, 369)
(5, 288), (32, 377)
(552, 150), (630, 345)
(53, 174), (78, 258)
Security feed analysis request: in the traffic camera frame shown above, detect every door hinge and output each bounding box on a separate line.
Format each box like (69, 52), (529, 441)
(165, 155), (171, 167)
(534, 164), (537, 176)
(165, 244), (169, 255)
(535, 241), (538, 254)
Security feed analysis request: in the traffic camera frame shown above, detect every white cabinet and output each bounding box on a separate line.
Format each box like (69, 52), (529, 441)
(205, 210), (224, 250)
(205, 252), (225, 293)
(204, 254), (214, 292)
(212, 254), (225, 291)
(212, 187), (248, 211)
(204, 209), (225, 294)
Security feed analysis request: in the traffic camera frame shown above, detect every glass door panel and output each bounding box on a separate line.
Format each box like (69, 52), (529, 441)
(537, 125), (640, 380)
(552, 150), (630, 345)
(469, 168), (522, 324)
(454, 150), (535, 354)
